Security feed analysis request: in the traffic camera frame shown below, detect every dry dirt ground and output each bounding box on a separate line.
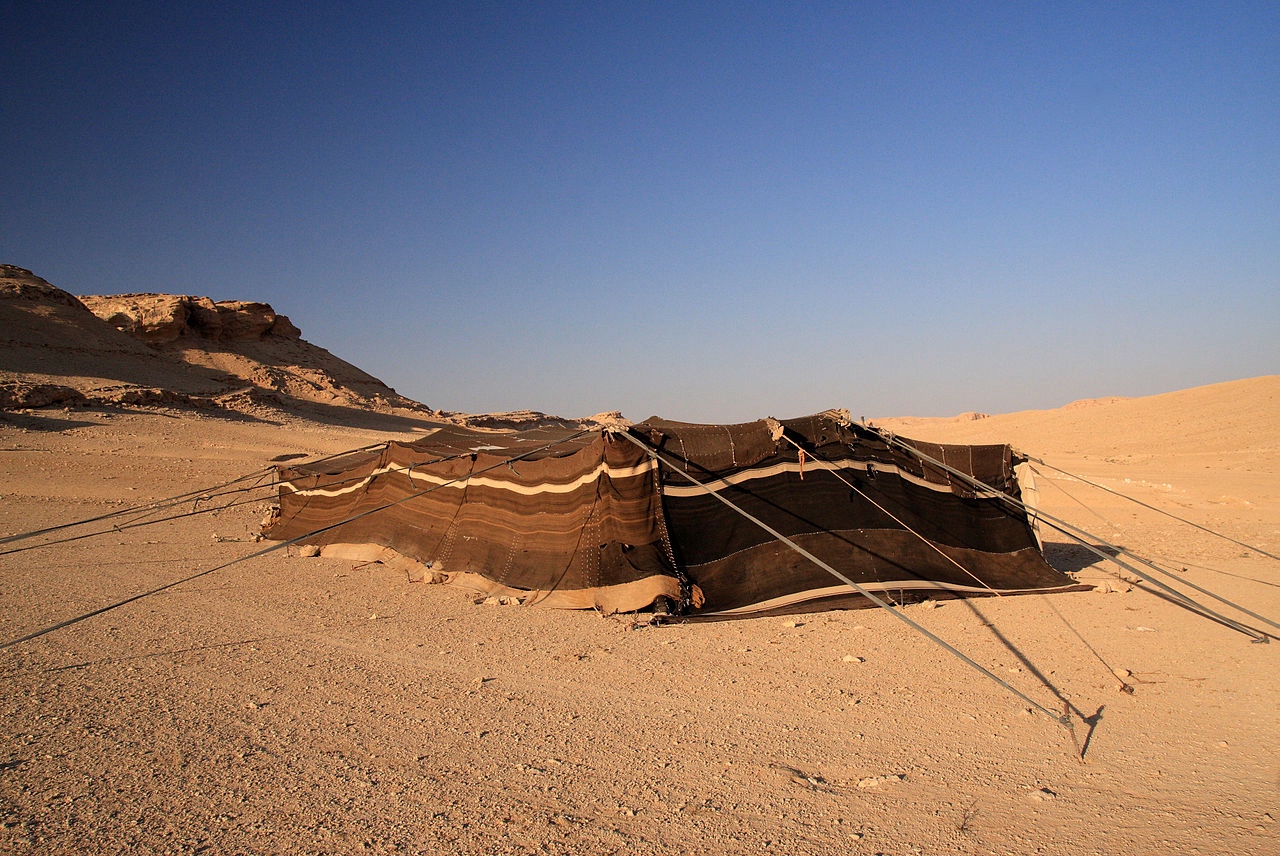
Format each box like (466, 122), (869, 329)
(1, 380), (1277, 855)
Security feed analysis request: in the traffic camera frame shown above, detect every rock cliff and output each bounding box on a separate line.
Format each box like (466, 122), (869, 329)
(79, 294), (303, 344)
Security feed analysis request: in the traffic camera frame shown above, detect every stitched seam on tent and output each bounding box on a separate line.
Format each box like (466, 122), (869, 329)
(439, 518), (460, 567)
(501, 533), (520, 580)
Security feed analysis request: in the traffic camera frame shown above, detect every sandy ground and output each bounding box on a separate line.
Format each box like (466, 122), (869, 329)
(1, 379), (1277, 855)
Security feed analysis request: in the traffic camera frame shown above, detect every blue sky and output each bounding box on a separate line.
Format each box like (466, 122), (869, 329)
(3, 2), (1276, 421)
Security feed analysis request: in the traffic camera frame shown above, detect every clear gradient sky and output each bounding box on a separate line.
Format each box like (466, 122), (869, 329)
(3, 2), (1276, 422)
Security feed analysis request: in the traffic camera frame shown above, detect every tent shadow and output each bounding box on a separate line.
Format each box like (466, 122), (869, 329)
(1043, 541), (1120, 573)
(1042, 542), (1277, 642)
(6, 396), (444, 433)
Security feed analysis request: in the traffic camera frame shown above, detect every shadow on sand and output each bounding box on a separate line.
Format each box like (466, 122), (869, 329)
(1, 394), (444, 435)
(1043, 540), (1121, 574)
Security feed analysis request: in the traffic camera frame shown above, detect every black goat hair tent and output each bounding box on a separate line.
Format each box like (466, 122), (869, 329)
(262, 410), (1079, 616)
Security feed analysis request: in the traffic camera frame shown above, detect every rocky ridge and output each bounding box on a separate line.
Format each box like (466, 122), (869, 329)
(0, 265), (615, 430)
(0, 264), (424, 417)
(79, 293), (304, 345)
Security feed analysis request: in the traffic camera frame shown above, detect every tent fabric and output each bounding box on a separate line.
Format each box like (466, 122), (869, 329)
(262, 411), (1079, 615)
(264, 424), (684, 613)
(637, 412), (1075, 614)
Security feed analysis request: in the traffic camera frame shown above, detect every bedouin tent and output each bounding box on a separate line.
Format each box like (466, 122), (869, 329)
(262, 410), (1081, 616)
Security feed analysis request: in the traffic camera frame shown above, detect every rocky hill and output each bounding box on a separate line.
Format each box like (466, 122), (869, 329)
(0, 265), (617, 430)
(0, 265), (432, 419)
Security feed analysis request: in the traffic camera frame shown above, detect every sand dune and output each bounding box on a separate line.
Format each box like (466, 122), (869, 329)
(877, 375), (1279, 462)
(1, 267), (1276, 855)
(879, 377), (1280, 573)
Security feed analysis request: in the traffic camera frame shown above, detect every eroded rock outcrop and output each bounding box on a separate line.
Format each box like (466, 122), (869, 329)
(0, 265), (91, 309)
(3, 265), (597, 427)
(1, 266), (433, 419)
(79, 294), (302, 345)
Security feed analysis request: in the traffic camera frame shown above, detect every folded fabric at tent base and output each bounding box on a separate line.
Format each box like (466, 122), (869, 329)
(263, 410), (1083, 617)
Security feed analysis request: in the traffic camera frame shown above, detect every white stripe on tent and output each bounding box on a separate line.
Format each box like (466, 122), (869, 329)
(660, 458), (974, 498)
(282, 459), (658, 498)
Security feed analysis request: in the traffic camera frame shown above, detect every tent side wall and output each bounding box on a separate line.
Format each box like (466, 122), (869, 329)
(264, 432), (684, 613)
(639, 414), (1077, 615)
(262, 412), (1079, 617)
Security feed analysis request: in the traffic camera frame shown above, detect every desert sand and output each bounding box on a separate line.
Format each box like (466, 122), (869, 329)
(1, 267), (1276, 854)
